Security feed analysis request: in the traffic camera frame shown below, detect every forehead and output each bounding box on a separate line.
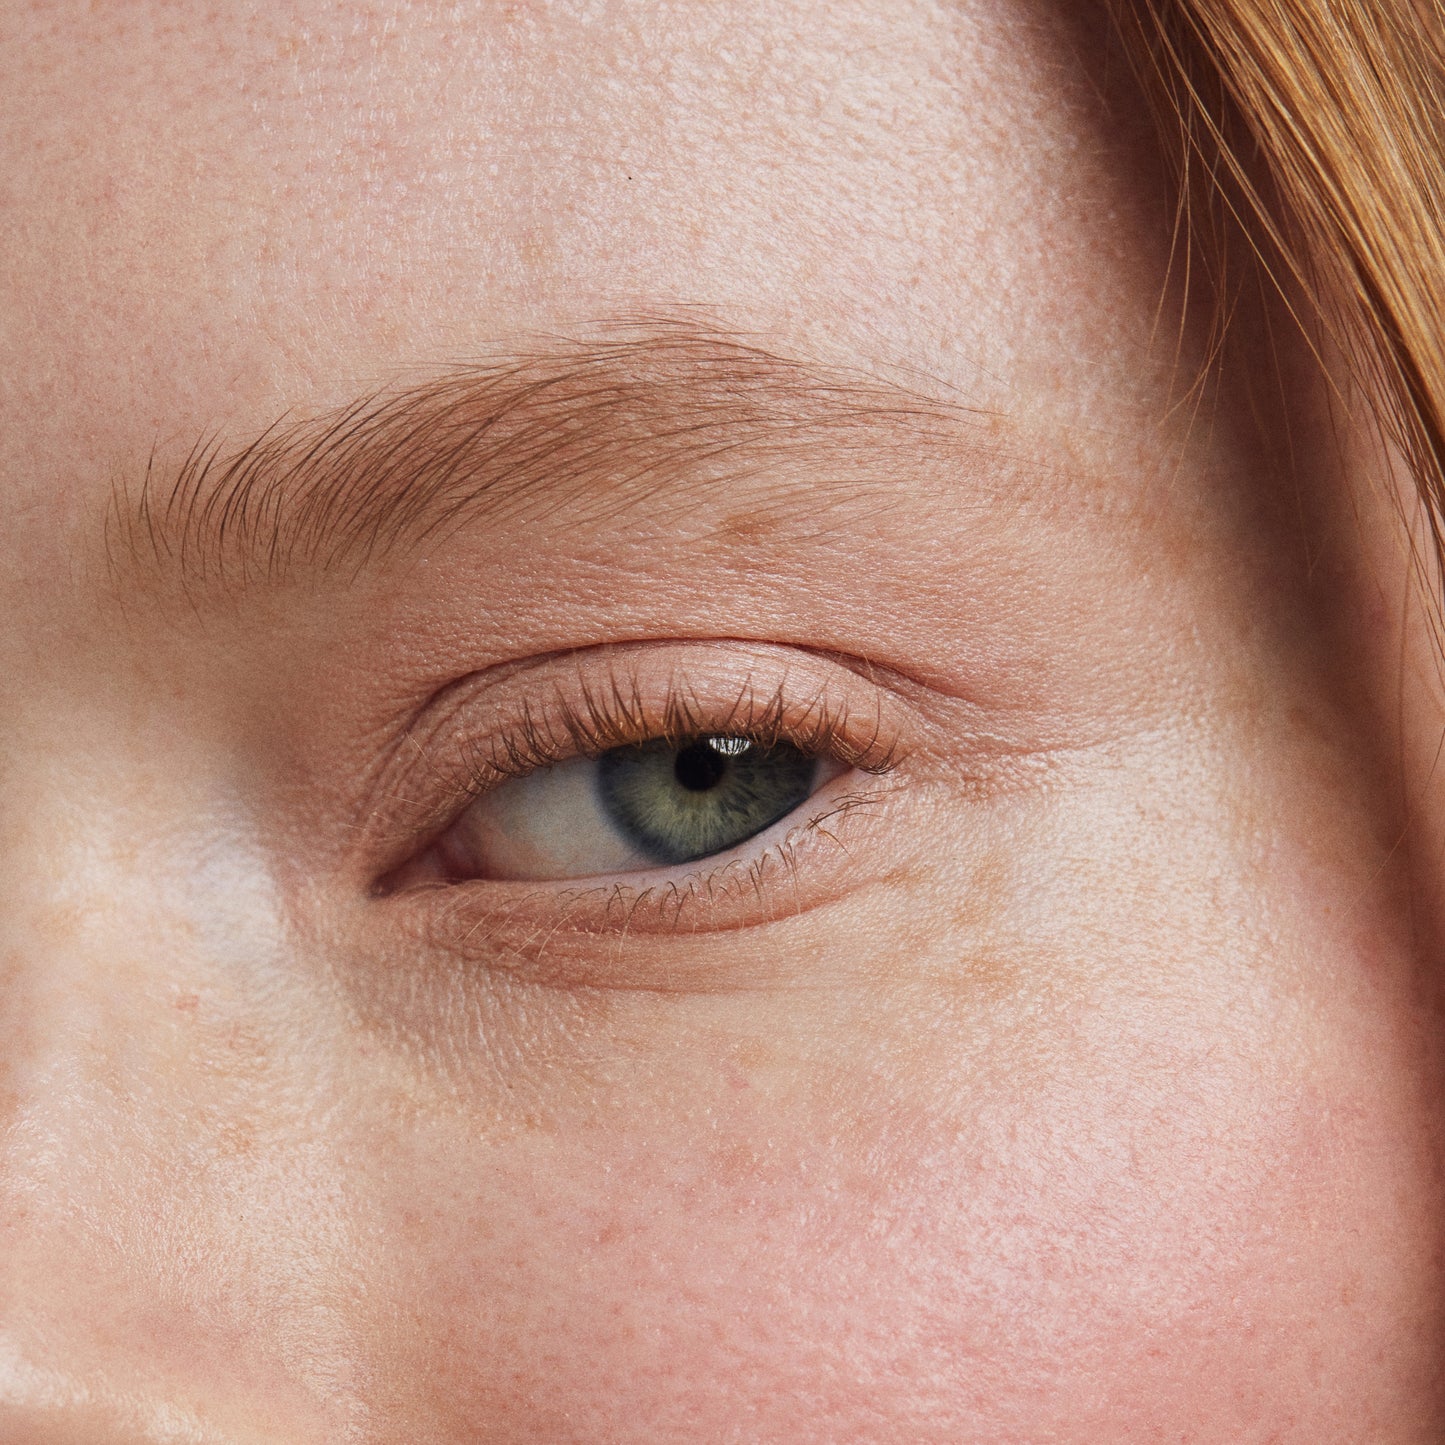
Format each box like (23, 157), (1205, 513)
(0, 0), (1176, 550)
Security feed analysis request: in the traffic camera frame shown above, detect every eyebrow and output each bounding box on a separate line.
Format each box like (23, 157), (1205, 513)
(114, 321), (977, 589)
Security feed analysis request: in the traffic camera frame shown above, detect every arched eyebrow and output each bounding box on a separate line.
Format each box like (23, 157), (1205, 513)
(113, 323), (978, 590)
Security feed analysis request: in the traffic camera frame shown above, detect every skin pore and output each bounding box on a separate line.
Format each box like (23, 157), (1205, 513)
(2, 0), (1444, 1440)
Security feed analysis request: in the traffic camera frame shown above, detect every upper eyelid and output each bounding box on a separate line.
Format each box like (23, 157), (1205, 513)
(356, 640), (916, 875)
(460, 672), (900, 787)
(410, 641), (908, 782)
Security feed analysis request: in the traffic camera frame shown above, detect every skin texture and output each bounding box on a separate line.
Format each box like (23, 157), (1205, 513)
(2, 0), (1444, 1440)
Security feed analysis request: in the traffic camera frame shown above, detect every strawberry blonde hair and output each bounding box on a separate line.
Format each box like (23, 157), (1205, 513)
(1112, 0), (1445, 575)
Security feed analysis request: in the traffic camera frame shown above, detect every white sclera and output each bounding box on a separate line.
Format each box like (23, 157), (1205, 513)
(445, 756), (652, 882)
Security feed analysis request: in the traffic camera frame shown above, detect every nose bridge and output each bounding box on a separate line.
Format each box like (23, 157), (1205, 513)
(0, 714), (360, 1441)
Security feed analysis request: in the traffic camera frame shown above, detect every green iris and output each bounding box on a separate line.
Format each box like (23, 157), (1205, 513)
(595, 736), (819, 866)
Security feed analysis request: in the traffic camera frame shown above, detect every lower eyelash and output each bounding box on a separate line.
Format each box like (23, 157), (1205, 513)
(404, 779), (896, 971)
(595, 788), (885, 924)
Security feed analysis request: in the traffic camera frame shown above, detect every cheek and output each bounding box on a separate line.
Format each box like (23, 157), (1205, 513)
(353, 963), (1444, 1443)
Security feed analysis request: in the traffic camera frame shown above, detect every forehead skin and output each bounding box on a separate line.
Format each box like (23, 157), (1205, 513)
(2, 1), (1445, 1442)
(3, 0), (1172, 510)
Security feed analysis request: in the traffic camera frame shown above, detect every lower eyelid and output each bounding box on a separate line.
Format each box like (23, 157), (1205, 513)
(383, 770), (902, 974)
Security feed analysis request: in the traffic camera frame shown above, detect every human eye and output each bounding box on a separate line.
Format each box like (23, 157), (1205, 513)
(422, 734), (848, 883)
(370, 641), (909, 948)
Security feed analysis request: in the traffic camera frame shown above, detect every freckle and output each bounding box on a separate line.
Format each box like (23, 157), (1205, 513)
(713, 1142), (765, 1187)
(172, 993), (199, 1013)
(734, 1040), (769, 1071)
(935, 848), (1010, 945)
(217, 1119), (257, 1158)
(716, 511), (780, 545)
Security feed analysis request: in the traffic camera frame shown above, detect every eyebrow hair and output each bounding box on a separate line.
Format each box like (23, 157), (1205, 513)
(115, 320), (976, 589)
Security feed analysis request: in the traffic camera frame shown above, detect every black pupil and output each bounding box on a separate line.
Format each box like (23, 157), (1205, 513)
(673, 741), (729, 792)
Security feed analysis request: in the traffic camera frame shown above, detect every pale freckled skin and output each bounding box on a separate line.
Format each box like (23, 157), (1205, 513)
(1, 0), (1444, 1441)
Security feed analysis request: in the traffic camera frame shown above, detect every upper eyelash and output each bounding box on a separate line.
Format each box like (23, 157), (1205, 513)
(450, 667), (900, 800)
